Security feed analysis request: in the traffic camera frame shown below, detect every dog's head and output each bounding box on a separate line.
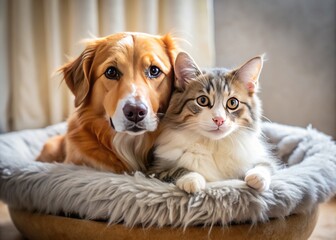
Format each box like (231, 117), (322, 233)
(61, 32), (177, 135)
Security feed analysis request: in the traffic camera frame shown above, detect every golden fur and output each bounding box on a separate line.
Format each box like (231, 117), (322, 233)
(37, 32), (178, 173)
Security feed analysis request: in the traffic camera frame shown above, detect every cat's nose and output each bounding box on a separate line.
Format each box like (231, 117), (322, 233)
(212, 117), (224, 127)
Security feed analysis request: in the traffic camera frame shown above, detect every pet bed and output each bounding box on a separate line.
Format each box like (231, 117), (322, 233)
(0, 122), (335, 239)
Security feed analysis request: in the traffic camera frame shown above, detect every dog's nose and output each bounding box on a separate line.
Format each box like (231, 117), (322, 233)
(123, 102), (148, 123)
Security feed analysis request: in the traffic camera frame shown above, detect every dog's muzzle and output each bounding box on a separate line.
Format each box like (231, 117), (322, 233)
(122, 101), (148, 124)
(109, 100), (155, 134)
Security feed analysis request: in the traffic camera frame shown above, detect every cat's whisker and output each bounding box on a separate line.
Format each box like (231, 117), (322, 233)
(233, 123), (254, 132)
(177, 122), (197, 128)
(236, 124), (268, 139)
(236, 124), (255, 132)
(178, 121), (207, 128)
(261, 115), (272, 123)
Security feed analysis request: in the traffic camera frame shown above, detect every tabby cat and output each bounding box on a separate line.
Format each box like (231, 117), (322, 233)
(148, 52), (278, 194)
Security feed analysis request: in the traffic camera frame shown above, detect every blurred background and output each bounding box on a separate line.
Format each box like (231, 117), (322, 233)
(0, 0), (335, 138)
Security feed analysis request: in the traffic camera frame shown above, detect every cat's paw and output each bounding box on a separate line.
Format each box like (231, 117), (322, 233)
(176, 172), (206, 194)
(244, 168), (271, 192)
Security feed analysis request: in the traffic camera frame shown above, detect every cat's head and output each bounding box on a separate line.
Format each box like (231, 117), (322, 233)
(167, 52), (264, 140)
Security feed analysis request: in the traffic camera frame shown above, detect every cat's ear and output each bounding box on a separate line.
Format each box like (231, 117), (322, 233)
(174, 52), (201, 90)
(235, 55), (264, 94)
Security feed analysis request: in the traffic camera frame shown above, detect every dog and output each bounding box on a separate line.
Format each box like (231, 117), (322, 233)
(37, 32), (178, 173)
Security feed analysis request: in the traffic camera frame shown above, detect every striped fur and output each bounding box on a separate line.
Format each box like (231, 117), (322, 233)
(149, 52), (279, 193)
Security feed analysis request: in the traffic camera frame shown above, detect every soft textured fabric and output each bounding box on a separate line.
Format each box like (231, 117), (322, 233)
(0, 122), (335, 228)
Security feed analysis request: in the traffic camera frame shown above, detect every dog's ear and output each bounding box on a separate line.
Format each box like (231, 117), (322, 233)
(161, 33), (178, 64)
(174, 52), (201, 90)
(60, 44), (96, 107)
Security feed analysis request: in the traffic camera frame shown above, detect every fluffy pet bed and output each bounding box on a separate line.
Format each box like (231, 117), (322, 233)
(0, 122), (335, 232)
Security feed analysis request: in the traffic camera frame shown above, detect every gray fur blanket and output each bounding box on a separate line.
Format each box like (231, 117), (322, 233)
(0, 122), (335, 228)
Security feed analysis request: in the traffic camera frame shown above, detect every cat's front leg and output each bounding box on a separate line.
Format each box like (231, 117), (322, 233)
(176, 172), (206, 194)
(244, 166), (271, 192)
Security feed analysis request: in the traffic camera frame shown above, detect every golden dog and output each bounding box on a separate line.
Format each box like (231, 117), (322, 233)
(37, 32), (178, 173)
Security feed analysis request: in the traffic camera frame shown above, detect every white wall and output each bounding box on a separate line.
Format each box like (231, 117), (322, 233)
(214, 0), (336, 138)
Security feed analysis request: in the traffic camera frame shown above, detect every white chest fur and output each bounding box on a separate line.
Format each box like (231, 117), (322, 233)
(155, 129), (267, 182)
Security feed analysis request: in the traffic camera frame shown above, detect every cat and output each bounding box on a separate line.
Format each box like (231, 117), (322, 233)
(148, 52), (279, 194)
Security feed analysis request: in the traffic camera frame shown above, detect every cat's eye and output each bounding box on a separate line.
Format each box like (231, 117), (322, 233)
(196, 95), (210, 107)
(147, 65), (162, 79)
(105, 67), (121, 80)
(227, 97), (239, 110)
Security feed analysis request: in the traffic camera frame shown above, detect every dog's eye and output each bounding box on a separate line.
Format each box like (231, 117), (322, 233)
(148, 66), (162, 78)
(105, 67), (121, 80)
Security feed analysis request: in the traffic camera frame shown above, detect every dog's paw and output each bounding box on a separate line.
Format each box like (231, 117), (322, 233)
(244, 168), (271, 192)
(176, 172), (206, 194)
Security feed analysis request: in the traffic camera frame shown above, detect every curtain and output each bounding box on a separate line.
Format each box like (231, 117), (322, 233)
(0, 0), (215, 133)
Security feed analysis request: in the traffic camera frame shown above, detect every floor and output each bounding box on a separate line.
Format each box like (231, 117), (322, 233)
(310, 198), (336, 239)
(0, 198), (335, 239)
